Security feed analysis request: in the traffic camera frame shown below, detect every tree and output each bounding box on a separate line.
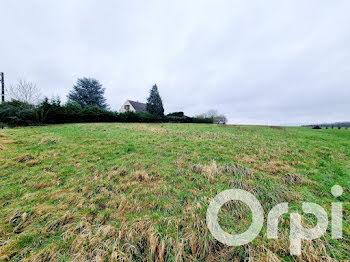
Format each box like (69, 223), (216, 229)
(36, 96), (63, 124)
(196, 109), (228, 124)
(67, 78), (108, 109)
(7, 79), (41, 105)
(146, 84), (164, 116)
(214, 114), (228, 125)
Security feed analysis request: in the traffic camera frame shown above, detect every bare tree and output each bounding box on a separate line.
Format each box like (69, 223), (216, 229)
(196, 109), (228, 124)
(7, 79), (41, 105)
(196, 109), (217, 118)
(214, 114), (228, 124)
(206, 110), (219, 118)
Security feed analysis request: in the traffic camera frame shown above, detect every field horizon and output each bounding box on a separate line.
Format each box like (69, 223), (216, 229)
(0, 123), (349, 261)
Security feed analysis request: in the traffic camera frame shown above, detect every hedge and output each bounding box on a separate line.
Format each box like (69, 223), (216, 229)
(0, 100), (213, 127)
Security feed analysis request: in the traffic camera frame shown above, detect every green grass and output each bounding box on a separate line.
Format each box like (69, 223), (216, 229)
(0, 123), (349, 261)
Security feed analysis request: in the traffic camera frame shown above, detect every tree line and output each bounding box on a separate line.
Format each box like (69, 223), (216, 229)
(0, 78), (215, 127)
(303, 122), (350, 129)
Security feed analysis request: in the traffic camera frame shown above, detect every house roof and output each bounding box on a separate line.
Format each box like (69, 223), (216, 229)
(128, 100), (147, 112)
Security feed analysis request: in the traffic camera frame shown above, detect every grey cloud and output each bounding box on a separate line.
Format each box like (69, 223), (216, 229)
(1, 0), (349, 125)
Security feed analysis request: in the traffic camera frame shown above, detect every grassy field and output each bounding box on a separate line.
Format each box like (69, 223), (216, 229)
(0, 123), (349, 261)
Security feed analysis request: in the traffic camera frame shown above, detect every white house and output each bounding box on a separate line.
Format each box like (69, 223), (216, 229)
(120, 100), (147, 113)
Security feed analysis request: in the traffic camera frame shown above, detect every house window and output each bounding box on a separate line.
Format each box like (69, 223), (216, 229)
(124, 105), (130, 111)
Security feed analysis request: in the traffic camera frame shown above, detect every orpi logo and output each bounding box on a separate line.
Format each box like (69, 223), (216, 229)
(206, 185), (343, 255)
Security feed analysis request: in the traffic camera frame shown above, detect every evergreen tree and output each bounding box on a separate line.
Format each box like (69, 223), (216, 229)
(146, 84), (164, 116)
(67, 78), (108, 109)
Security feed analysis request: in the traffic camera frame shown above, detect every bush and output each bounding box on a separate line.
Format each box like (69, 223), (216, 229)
(117, 111), (163, 123)
(166, 116), (185, 123)
(0, 101), (38, 127)
(190, 117), (214, 124)
(80, 106), (116, 123)
(165, 115), (213, 124)
(167, 112), (184, 117)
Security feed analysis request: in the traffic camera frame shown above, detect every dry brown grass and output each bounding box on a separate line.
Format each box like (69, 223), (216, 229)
(0, 139), (16, 144)
(191, 160), (220, 183)
(0, 206), (342, 262)
(119, 124), (169, 134)
(15, 154), (36, 163)
(39, 136), (60, 145)
(26, 159), (42, 167)
(191, 161), (254, 183)
(135, 170), (151, 182)
(29, 180), (58, 190)
(237, 154), (257, 164)
(256, 160), (294, 175)
(282, 173), (316, 185)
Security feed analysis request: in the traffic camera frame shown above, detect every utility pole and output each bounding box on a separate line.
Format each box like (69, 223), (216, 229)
(0, 72), (4, 103)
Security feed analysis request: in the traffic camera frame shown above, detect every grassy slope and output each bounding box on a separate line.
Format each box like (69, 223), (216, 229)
(0, 123), (349, 261)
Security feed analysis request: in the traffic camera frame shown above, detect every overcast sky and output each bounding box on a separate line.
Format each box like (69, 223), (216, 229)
(1, 0), (349, 125)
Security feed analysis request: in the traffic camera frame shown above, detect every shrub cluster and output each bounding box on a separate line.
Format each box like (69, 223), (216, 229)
(167, 112), (185, 117)
(0, 99), (213, 127)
